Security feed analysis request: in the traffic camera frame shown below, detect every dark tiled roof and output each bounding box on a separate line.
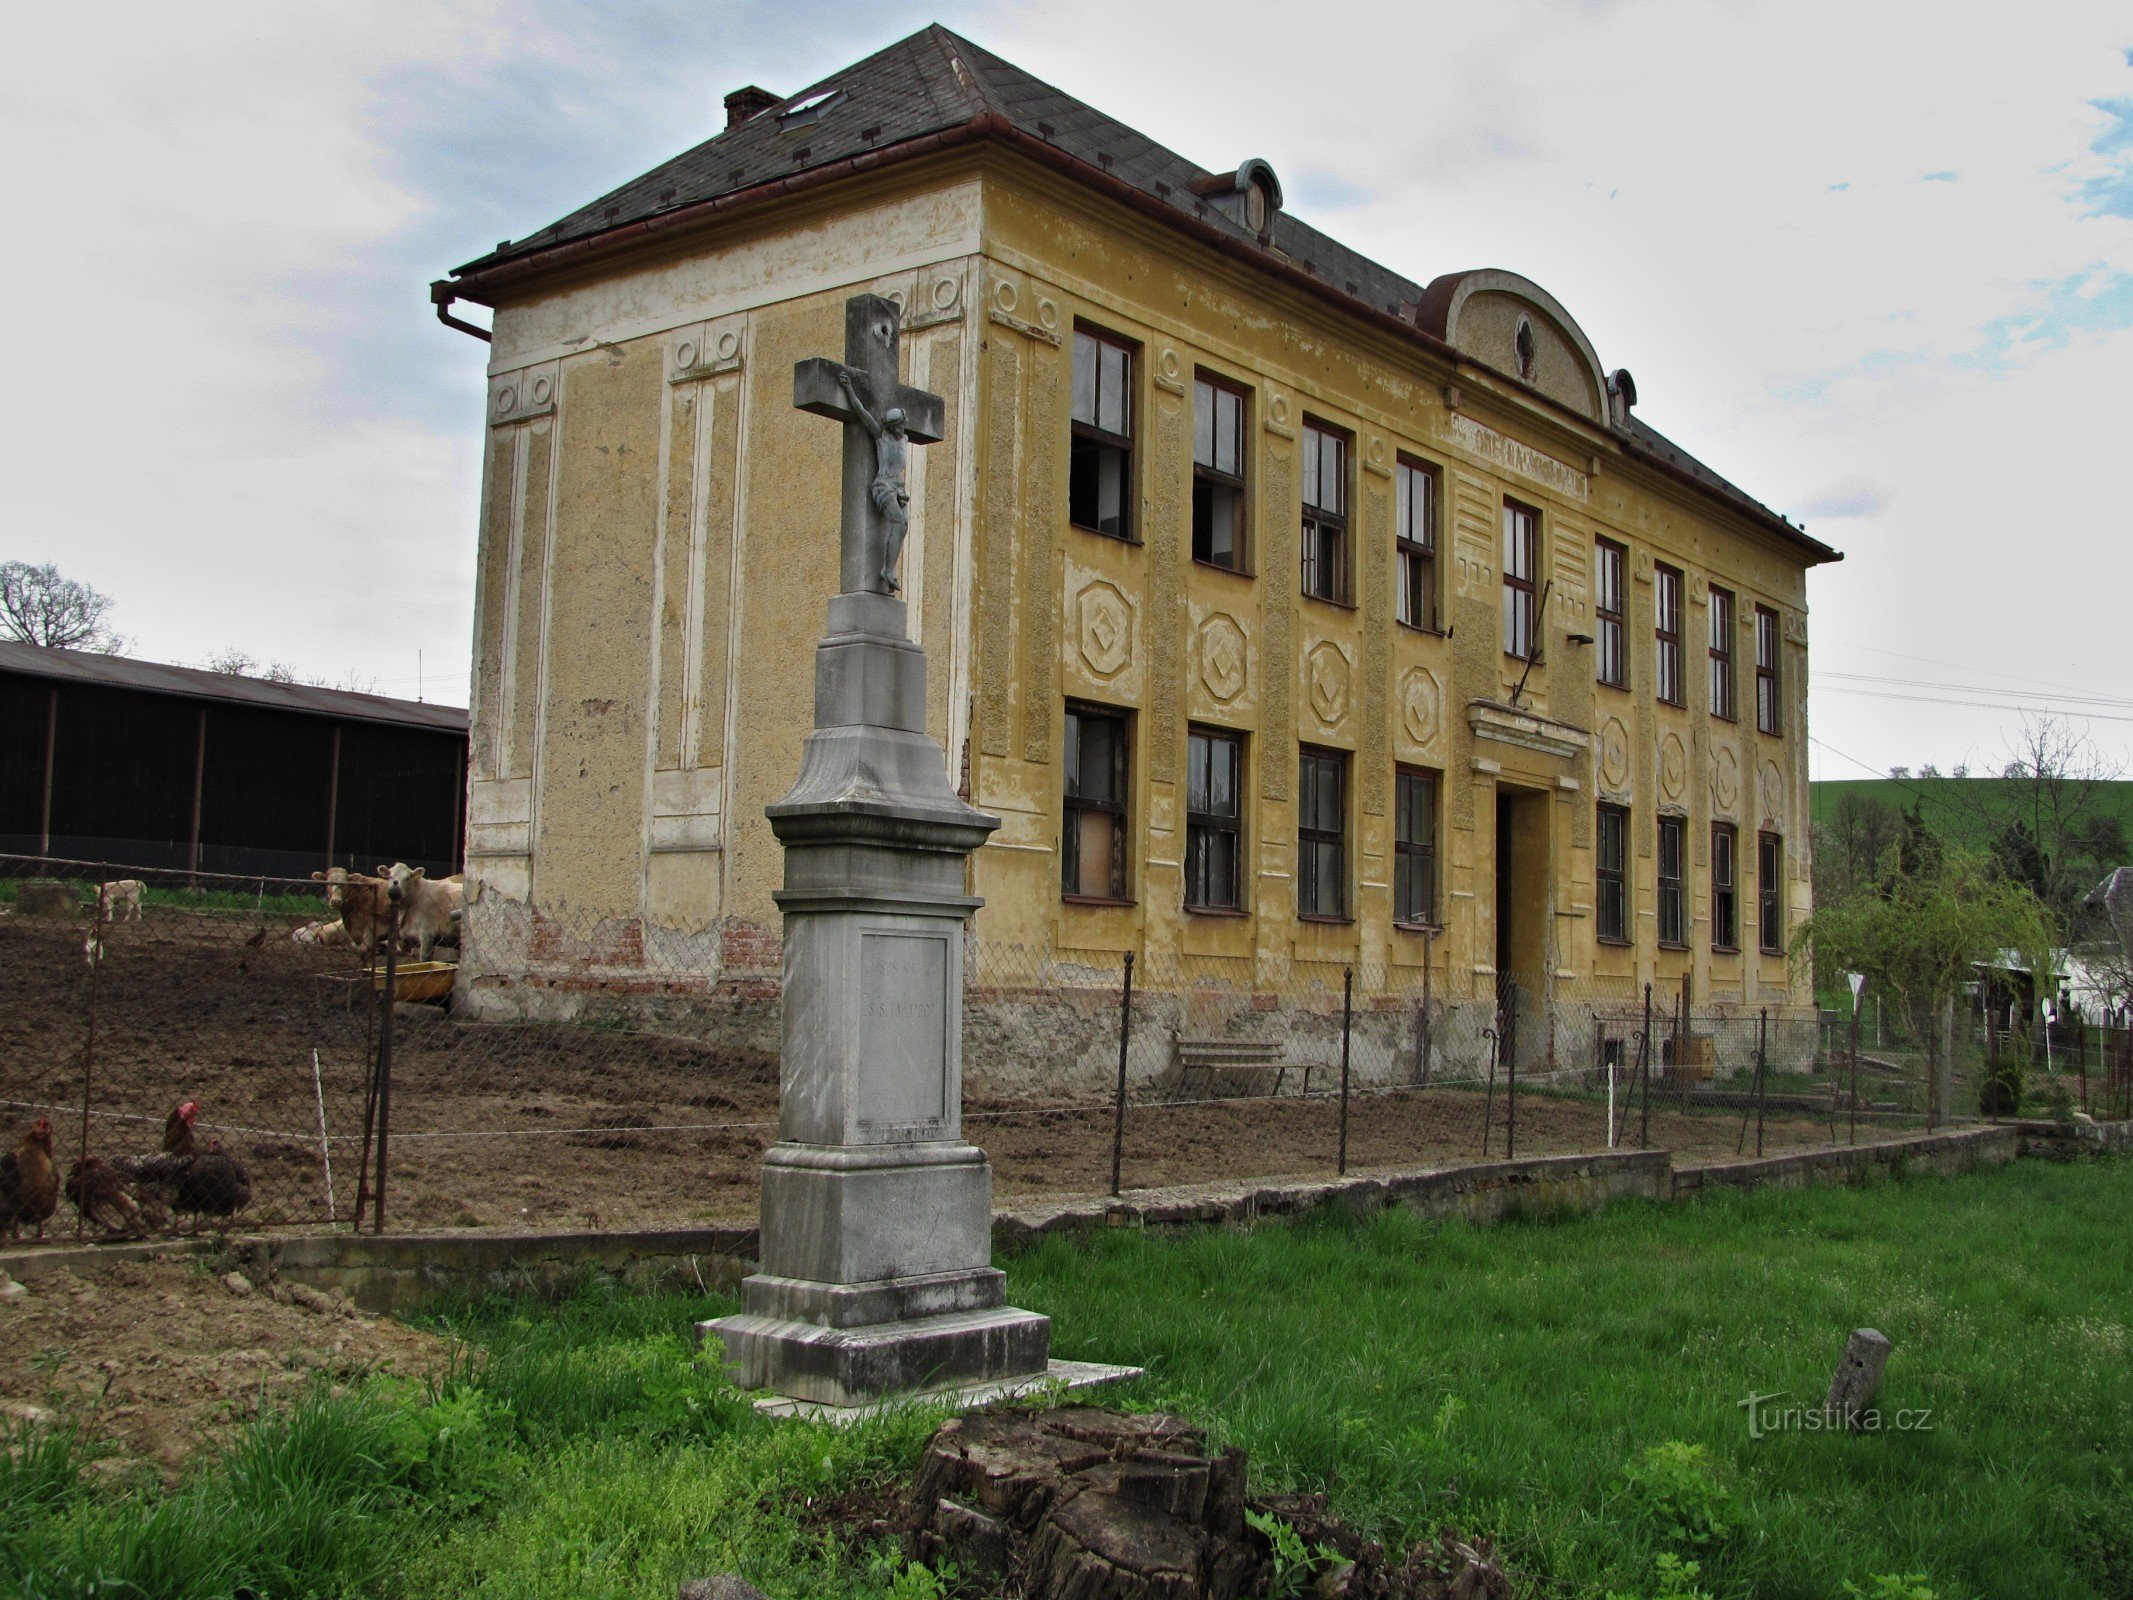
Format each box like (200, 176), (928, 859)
(448, 25), (1835, 562)
(0, 640), (468, 734)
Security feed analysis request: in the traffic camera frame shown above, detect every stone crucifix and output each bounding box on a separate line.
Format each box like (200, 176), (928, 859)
(793, 294), (945, 597)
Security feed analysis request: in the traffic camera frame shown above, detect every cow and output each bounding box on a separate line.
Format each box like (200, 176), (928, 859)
(290, 918), (350, 947)
(97, 880), (145, 923)
(310, 867), (388, 958)
(379, 863), (464, 963)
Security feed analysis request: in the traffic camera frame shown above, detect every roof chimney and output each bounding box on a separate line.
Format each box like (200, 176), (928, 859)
(724, 85), (780, 130)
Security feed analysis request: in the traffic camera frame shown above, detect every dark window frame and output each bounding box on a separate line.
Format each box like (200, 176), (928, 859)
(1655, 563), (1685, 707)
(1758, 830), (1785, 955)
(1594, 537), (1628, 689)
(1502, 498), (1539, 661)
(1596, 802), (1630, 943)
(1393, 765), (1440, 928)
(1191, 371), (1251, 573)
(1300, 419), (1352, 606)
(1657, 813), (1688, 948)
(1069, 324), (1137, 542)
(1297, 743), (1350, 920)
(1755, 605), (1782, 736)
(1061, 700), (1133, 903)
(1395, 456), (1441, 633)
(1708, 584), (1738, 721)
(1184, 724), (1246, 913)
(1711, 820), (1739, 952)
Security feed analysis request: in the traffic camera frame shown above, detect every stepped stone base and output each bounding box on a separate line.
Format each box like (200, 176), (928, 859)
(704, 1301), (1054, 1408)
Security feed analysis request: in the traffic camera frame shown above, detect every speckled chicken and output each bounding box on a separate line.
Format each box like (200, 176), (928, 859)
(66, 1155), (146, 1236)
(1, 1117), (60, 1240)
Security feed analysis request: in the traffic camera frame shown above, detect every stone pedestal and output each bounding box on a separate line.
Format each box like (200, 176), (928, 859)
(704, 591), (1054, 1407)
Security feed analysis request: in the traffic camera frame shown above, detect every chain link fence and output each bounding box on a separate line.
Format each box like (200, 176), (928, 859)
(2, 851), (2063, 1246)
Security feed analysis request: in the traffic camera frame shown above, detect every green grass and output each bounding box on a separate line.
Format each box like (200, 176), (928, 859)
(0, 877), (324, 917)
(1011, 1158), (2133, 1599)
(5, 1161), (2130, 1599)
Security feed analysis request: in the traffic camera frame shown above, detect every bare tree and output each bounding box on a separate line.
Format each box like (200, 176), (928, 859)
(200, 647), (298, 684)
(0, 562), (124, 653)
(1984, 716), (2126, 925)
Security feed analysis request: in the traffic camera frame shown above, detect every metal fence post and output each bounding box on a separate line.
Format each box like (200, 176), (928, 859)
(76, 902), (108, 1238)
(1849, 1000), (1860, 1146)
(1337, 967), (1353, 1176)
(1756, 1008), (1767, 1158)
(374, 898), (399, 1233)
(1638, 981), (1653, 1150)
(1417, 929), (1434, 1086)
(1505, 978), (1518, 1162)
(1109, 950), (1134, 1198)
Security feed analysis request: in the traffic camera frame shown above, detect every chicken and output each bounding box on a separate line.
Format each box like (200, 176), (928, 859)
(172, 1138), (252, 1229)
(66, 1156), (145, 1236)
(110, 1100), (199, 1230)
(0, 1118), (60, 1241)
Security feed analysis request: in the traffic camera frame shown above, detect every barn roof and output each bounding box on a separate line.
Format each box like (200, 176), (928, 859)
(440, 24), (1839, 565)
(0, 641), (468, 735)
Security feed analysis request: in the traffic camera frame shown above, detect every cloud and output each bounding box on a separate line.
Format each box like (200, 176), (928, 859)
(1, 0), (2129, 769)
(1795, 478), (1895, 520)
(1288, 168), (1376, 212)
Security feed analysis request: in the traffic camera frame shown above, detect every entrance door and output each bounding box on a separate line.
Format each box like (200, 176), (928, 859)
(1494, 788), (1550, 1062)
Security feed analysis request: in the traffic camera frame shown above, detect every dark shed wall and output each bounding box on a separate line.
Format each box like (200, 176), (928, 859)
(0, 668), (464, 880)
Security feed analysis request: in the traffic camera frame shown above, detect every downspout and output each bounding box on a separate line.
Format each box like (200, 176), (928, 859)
(430, 281), (492, 343)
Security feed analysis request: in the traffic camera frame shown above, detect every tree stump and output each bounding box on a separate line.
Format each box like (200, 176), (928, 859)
(902, 1408), (1510, 1600)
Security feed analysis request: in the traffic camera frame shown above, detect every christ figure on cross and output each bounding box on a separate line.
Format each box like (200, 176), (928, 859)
(837, 369), (912, 593)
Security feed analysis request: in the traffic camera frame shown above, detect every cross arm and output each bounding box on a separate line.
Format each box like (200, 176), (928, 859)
(794, 357), (946, 445)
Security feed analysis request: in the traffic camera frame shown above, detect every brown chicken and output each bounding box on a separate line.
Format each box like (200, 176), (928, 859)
(0, 1118), (60, 1241)
(66, 1155), (145, 1236)
(172, 1137), (252, 1229)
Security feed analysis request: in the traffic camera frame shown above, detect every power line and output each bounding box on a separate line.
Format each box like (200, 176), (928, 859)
(1819, 671), (2133, 713)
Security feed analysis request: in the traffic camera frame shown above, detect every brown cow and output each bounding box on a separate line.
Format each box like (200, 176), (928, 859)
(310, 868), (388, 958)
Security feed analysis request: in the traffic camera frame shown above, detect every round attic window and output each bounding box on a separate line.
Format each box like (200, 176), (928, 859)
(1515, 316), (1537, 381)
(1244, 179), (1270, 233)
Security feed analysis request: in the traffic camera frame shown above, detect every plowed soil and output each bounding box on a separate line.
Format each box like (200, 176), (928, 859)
(2, 911), (1858, 1238)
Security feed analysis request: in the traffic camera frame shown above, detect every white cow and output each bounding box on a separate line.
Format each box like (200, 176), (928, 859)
(378, 863), (464, 962)
(291, 918), (350, 947)
(97, 880), (145, 922)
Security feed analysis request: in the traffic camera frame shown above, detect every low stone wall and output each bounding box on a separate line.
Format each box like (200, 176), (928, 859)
(229, 1225), (759, 1315)
(1670, 1125), (2016, 1196)
(2011, 1118), (2133, 1159)
(8, 1123), (2110, 1315)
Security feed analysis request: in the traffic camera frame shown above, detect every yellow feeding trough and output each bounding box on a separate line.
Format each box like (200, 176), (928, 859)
(375, 961), (456, 1002)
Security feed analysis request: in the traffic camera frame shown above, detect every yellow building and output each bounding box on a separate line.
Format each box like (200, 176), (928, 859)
(433, 26), (1840, 1056)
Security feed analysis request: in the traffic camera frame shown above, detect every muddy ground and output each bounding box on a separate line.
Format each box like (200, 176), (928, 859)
(0, 1256), (446, 1479)
(2, 910), (1871, 1239)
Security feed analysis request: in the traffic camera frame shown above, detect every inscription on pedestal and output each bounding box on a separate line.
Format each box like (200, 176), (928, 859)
(858, 930), (949, 1128)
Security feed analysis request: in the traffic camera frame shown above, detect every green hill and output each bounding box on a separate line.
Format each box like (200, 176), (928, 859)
(1809, 776), (2133, 855)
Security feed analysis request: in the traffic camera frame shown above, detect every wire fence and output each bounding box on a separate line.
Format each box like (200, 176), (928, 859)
(3, 850), (2099, 1245)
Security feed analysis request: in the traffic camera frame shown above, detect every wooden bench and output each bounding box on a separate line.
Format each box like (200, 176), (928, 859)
(1171, 1036), (1315, 1100)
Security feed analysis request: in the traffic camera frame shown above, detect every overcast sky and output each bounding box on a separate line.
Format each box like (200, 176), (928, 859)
(3, 1), (2128, 781)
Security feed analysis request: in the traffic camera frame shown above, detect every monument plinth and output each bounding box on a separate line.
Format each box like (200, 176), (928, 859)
(704, 295), (1077, 1410)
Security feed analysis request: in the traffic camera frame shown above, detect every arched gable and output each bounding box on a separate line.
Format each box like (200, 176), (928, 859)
(1414, 269), (1607, 424)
